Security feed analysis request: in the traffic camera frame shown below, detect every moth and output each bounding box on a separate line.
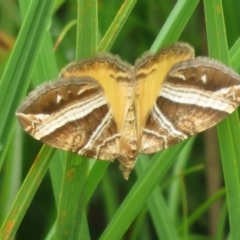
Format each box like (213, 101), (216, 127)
(16, 42), (240, 180)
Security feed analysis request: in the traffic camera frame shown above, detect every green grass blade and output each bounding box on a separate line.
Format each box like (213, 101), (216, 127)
(216, 201), (228, 240)
(0, 146), (55, 240)
(98, 0), (137, 52)
(168, 137), (196, 220)
(129, 206), (149, 240)
(0, 129), (22, 224)
(32, 33), (59, 85)
(76, 0), (98, 59)
(33, 32), (64, 207)
(19, 0), (62, 208)
(148, 188), (180, 240)
(222, 1), (240, 47)
(85, 161), (110, 204)
(0, 1), (61, 239)
(203, 0), (229, 59)
(79, 213), (91, 240)
(54, 20), (77, 51)
(49, 151), (65, 205)
(83, 0), (138, 202)
(99, 2), (201, 238)
(203, 0), (240, 238)
(53, 154), (88, 240)
(0, 0), (55, 169)
(229, 37), (240, 71)
(101, 172), (120, 221)
(151, 0), (199, 52)
(134, 137), (195, 239)
(99, 141), (187, 240)
(178, 188), (226, 232)
(135, 160), (181, 240)
(54, 0), (98, 239)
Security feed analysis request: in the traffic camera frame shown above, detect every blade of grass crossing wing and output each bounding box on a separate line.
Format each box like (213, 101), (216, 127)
(54, 0), (98, 239)
(203, 0), (240, 239)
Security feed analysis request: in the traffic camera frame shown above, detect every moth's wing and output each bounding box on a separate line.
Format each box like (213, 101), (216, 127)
(59, 54), (138, 171)
(140, 57), (240, 154)
(60, 53), (134, 132)
(16, 77), (121, 161)
(135, 42), (194, 141)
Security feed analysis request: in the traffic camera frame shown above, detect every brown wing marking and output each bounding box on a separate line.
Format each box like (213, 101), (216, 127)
(135, 42), (194, 142)
(140, 57), (240, 154)
(60, 54), (134, 133)
(16, 77), (121, 160)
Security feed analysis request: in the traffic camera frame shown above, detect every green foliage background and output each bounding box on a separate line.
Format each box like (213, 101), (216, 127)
(0, 0), (240, 239)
